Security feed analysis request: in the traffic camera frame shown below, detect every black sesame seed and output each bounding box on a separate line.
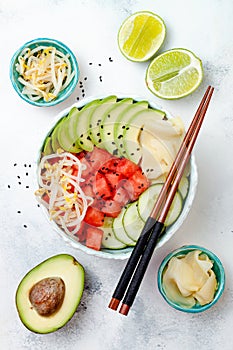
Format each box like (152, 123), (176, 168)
(17, 175), (20, 179)
(89, 124), (92, 128)
(118, 135), (123, 139)
(136, 148), (140, 151)
(17, 211), (21, 214)
(23, 224), (27, 228)
(111, 142), (115, 145)
(98, 119), (101, 122)
(18, 182), (21, 185)
(107, 114), (111, 118)
(80, 141), (83, 145)
(26, 186), (29, 189)
(37, 204), (40, 207)
(87, 136), (91, 141)
(120, 144), (123, 148)
(109, 57), (113, 62)
(98, 139), (102, 143)
(29, 165), (31, 168)
(98, 63), (102, 66)
(77, 97), (80, 100)
(99, 76), (103, 82)
(80, 134), (83, 138)
(131, 153), (134, 156)
(82, 94), (85, 97)
(84, 77), (87, 81)
(140, 127), (144, 131)
(82, 89), (85, 93)
(7, 185), (10, 188)
(100, 125), (103, 129)
(126, 127), (130, 130)
(89, 62), (93, 65)
(107, 132), (111, 135)
(14, 163), (17, 166)
(24, 164), (27, 167)
(122, 125), (125, 129)
(97, 132), (100, 136)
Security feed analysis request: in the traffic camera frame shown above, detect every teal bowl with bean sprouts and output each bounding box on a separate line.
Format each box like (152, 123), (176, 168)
(10, 38), (79, 107)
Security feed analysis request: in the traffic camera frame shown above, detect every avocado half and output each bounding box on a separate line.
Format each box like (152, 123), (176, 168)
(15, 254), (85, 334)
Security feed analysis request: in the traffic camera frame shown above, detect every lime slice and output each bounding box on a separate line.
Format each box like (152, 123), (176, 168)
(118, 11), (166, 62)
(146, 48), (203, 99)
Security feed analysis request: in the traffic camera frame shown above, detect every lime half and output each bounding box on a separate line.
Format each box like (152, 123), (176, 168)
(146, 48), (203, 99)
(118, 11), (166, 62)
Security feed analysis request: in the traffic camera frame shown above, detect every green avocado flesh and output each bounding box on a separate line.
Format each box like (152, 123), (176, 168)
(15, 254), (85, 334)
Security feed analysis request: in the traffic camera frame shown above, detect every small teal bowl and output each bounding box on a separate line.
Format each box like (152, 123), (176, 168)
(157, 245), (225, 313)
(10, 38), (79, 107)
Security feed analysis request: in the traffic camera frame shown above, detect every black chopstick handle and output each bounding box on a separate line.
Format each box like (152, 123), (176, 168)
(111, 216), (156, 302)
(120, 220), (164, 312)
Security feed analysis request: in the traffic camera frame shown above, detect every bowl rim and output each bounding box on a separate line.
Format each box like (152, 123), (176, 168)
(9, 37), (79, 107)
(157, 244), (226, 312)
(34, 94), (198, 260)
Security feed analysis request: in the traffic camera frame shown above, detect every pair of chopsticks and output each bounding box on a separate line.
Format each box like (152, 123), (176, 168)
(108, 86), (214, 316)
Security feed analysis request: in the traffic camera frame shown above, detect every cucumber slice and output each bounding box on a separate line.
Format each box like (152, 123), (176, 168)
(112, 206), (136, 246)
(178, 176), (189, 200)
(101, 218), (126, 249)
(138, 184), (183, 226)
(123, 201), (145, 242)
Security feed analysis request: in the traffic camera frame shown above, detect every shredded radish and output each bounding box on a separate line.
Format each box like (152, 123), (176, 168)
(15, 46), (75, 102)
(35, 152), (93, 237)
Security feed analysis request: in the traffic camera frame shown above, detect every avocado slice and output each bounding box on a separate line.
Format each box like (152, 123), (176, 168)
(15, 254), (85, 334)
(99, 98), (133, 154)
(51, 118), (66, 153)
(57, 108), (81, 153)
(42, 136), (53, 155)
(88, 96), (117, 145)
(75, 99), (101, 151)
(113, 101), (149, 157)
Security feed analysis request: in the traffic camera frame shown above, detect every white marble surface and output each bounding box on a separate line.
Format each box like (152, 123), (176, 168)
(1, 0), (233, 349)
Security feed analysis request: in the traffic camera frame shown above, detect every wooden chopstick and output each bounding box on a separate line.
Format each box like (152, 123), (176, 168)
(108, 86), (214, 315)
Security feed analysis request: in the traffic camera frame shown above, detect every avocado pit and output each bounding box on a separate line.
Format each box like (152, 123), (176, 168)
(29, 277), (65, 316)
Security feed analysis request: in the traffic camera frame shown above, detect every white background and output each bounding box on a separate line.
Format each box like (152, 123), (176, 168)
(1, 0), (233, 349)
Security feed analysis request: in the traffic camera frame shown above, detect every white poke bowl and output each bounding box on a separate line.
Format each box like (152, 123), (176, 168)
(36, 95), (198, 259)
